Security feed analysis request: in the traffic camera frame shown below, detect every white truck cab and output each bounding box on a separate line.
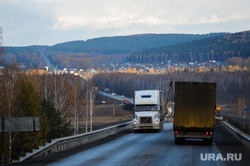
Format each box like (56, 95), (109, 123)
(133, 90), (165, 132)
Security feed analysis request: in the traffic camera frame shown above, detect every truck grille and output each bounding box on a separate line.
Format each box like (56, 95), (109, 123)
(140, 117), (152, 124)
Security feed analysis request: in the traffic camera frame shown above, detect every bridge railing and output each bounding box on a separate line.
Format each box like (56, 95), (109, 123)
(19, 121), (132, 162)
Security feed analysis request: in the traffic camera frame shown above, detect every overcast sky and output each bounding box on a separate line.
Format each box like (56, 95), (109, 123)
(1, 0), (250, 46)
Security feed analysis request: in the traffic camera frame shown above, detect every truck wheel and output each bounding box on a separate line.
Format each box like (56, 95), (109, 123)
(175, 138), (181, 144)
(204, 138), (213, 145)
(175, 138), (185, 144)
(134, 130), (139, 133)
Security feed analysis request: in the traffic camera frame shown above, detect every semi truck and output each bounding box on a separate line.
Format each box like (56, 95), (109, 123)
(173, 82), (216, 145)
(132, 90), (165, 132)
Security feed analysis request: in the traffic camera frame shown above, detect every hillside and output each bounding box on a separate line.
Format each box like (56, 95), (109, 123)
(3, 33), (226, 69)
(129, 30), (250, 63)
(47, 33), (226, 54)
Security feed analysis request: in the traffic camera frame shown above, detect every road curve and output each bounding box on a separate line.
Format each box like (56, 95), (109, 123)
(48, 123), (241, 166)
(99, 91), (133, 104)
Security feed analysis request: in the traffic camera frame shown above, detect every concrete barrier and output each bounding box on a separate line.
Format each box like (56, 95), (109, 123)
(19, 121), (132, 162)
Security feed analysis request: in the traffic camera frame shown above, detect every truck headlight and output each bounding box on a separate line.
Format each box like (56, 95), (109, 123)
(133, 120), (138, 128)
(154, 121), (159, 126)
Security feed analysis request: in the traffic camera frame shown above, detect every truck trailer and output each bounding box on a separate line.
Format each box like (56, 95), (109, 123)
(173, 82), (216, 144)
(133, 90), (165, 132)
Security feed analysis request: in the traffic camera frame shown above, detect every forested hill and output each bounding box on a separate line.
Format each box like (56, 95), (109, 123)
(49, 33), (226, 54)
(6, 33), (226, 54)
(128, 30), (250, 63)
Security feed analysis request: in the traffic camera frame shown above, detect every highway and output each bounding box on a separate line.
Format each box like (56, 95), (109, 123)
(99, 90), (133, 104)
(48, 122), (250, 166)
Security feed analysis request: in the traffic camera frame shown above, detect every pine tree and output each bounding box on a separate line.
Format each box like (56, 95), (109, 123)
(11, 76), (49, 160)
(41, 99), (72, 141)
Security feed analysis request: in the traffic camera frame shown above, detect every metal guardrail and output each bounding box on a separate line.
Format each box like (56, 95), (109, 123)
(222, 116), (249, 135)
(18, 119), (249, 162)
(19, 121), (132, 162)
(222, 121), (250, 142)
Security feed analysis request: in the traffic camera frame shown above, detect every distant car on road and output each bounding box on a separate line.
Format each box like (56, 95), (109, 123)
(104, 88), (109, 93)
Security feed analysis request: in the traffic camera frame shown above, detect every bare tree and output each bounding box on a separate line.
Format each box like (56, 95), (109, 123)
(57, 76), (71, 117)
(237, 97), (248, 119)
(44, 74), (48, 100)
(84, 88), (89, 132)
(70, 81), (83, 135)
(0, 28), (19, 162)
(0, 67), (21, 162)
(46, 75), (71, 117)
(27, 70), (42, 98)
(84, 81), (98, 132)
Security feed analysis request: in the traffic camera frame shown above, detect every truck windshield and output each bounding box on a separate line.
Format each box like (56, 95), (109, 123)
(135, 105), (157, 111)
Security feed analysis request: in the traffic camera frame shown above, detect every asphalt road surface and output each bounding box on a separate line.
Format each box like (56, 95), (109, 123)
(48, 123), (250, 166)
(99, 91), (133, 104)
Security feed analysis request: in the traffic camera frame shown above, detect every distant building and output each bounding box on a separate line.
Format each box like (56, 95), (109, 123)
(26, 69), (50, 75)
(90, 68), (96, 71)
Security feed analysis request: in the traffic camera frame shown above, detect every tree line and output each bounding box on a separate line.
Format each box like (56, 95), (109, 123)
(129, 30), (250, 64)
(93, 71), (250, 105)
(0, 65), (97, 163)
(49, 52), (127, 69)
(2, 48), (128, 69)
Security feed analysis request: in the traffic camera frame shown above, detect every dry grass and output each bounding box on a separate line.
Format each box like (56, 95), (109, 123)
(72, 104), (133, 128)
(93, 104), (132, 125)
(92, 115), (132, 125)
